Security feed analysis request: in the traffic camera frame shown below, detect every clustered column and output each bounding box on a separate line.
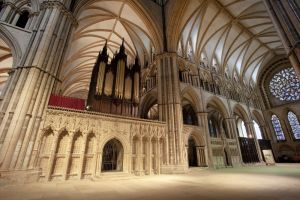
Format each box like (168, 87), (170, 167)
(197, 112), (213, 167)
(0, 0), (76, 170)
(157, 53), (184, 167)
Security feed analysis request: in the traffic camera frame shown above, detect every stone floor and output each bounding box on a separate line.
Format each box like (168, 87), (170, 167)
(1, 164), (300, 200)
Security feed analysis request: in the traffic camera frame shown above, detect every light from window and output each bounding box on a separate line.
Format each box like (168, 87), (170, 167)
(269, 68), (300, 101)
(187, 41), (193, 62)
(237, 119), (248, 138)
(253, 120), (263, 139)
(271, 115), (285, 141)
(287, 111), (300, 140)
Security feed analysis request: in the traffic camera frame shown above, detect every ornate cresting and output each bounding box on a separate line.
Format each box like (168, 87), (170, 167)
(36, 107), (167, 181)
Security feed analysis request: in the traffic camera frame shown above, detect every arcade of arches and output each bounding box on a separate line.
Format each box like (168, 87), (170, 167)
(0, 0), (299, 183)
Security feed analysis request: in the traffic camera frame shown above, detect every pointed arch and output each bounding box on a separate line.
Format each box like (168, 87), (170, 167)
(205, 96), (229, 118)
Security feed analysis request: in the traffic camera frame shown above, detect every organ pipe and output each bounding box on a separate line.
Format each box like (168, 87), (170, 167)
(115, 60), (125, 99)
(87, 40), (141, 117)
(96, 61), (106, 95)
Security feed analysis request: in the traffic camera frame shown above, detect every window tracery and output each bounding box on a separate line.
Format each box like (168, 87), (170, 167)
(287, 111), (300, 140)
(271, 115), (285, 141)
(269, 68), (300, 101)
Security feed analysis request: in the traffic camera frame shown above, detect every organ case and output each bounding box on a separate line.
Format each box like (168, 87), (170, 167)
(87, 41), (141, 117)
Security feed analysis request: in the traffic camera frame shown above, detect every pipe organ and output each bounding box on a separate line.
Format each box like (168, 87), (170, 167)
(87, 41), (141, 117)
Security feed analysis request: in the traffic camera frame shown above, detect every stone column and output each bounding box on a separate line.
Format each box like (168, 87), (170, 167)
(0, 1), (76, 170)
(94, 137), (101, 176)
(156, 139), (159, 174)
(78, 134), (88, 179)
(62, 131), (75, 180)
(197, 112), (213, 167)
(157, 53), (185, 171)
(138, 137), (143, 175)
(0, 2), (14, 22)
(11, 12), (20, 26)
(225, 118), (243, 164)
(264, 0), (300, 80)
(245, 122), (264, 162)
(46, 130), (59, 181)
(147, 138), (152, 175)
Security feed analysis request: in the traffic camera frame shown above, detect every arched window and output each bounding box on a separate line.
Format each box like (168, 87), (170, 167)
(287, 111), (300, 140)
(182, 104), (198, 125)
(208, 118), (218, 138)
(16, 10), (29, 28)
(253, 120), (263, 139)
(271, 115), (285, 141)
(269, 67), (300, 102)
(237, 119), (247, 138)
(0, 1), (4, 13)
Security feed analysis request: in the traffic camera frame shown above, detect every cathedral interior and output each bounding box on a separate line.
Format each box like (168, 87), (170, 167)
(0, 0), (300, 198)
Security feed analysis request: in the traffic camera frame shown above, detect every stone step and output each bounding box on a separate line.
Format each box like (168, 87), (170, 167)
(92, 172), (136, 181)
(188, 167), (209, 173)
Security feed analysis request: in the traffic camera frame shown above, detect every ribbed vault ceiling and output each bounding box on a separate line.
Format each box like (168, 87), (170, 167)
(176, 0), (284, 84)
(60, 0), (159, 98)
(0, 38), (12, 95)
(59, 0), (284, 99)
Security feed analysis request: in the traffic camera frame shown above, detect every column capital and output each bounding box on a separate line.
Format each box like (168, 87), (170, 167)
(155, 52), (177, 60)
(40, 1), (78, 26)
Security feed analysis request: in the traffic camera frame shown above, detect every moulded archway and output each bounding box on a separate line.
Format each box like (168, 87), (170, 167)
(139, 90), (158, 120)
(206, 96), (230, 138)
(186, 129), (206, 167)
(101, 138), (124, 172)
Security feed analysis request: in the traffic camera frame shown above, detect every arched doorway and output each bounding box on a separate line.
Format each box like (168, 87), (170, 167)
(101, 139), (123, 172)
(188, 137), (198, 167)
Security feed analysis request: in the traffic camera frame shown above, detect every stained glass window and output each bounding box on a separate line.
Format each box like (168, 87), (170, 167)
(287, 111), (300, 140)
(271, 115), (285, 141)
(269, 68), (300, 101)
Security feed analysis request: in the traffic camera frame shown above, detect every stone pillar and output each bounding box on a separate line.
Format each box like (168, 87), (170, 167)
(46, 130), (59, 181)
(157, 53), (185, 172)
(0, 1), (76, 170)
(197, 112), (213, 167)
(147, 138), (151, 175)
(62, 131), (74, 180)
(264, 0), (300, 80)
(245, 122), (264, 162)
(138, 137), (143, 174)
(224, 118), (243, 164)
(279, 117), (293, 142)
(0, 2), (14, 22)
(78, 134), (88, 179)
(11, 12), (20, 26)
(94, 137), (101, 176)
(156, 139), (160, 174)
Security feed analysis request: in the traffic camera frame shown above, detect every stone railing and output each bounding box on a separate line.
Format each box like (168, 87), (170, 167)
(210, 138), (223, 147)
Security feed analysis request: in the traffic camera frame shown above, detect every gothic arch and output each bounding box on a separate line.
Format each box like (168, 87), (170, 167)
(181, 85), (203, 112)
(232, 104), (250, 122)
(99, 135), (129, 155)
(187, 129), (205, 147)
(0, 25), (22, 67)
(252, 110), (264, 125)
(139, 90), (158, 119)
(205, 96), (229, 118)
